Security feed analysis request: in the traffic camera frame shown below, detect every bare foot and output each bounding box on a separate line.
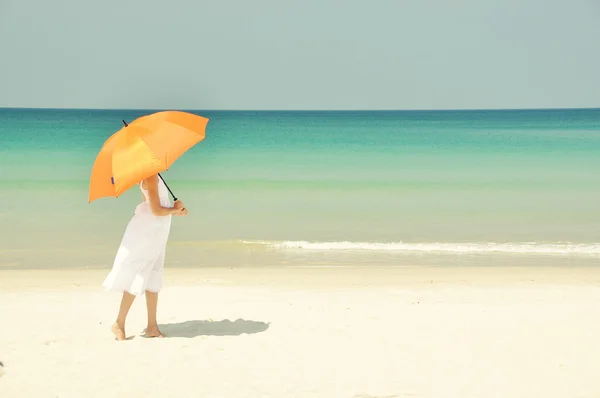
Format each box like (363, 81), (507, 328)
(111, 322), (127, 341)
(145, 325), (164, 338)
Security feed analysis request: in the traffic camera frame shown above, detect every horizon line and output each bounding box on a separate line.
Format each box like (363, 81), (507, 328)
(1, 106), (600, 112)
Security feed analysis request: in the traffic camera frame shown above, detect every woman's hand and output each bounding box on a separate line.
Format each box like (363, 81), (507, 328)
(172, 200), (188, 216)
(174, 208), (188, 216)
(173, 202), (188, 216)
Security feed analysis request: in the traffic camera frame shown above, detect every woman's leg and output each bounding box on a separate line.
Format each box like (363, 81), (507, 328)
(145, 290), (164, 338)
(145, 240), (166, 338)
(112, 291), (135, 341)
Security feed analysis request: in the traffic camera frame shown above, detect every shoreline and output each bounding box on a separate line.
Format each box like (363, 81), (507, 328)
(2, 264), (600, 292)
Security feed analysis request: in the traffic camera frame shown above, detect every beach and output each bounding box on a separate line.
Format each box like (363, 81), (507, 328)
(2, 266), (600, 398)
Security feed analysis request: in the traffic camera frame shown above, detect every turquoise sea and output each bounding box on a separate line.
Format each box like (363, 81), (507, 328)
(1, 108), (600, 269)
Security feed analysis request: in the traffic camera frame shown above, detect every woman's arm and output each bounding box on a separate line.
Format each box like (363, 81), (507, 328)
(143, 175), (182, 216)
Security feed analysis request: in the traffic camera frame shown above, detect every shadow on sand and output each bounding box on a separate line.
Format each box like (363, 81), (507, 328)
(158, 319), (270, 338)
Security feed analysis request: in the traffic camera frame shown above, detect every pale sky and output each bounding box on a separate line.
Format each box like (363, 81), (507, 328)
(1, 0), (600, 110)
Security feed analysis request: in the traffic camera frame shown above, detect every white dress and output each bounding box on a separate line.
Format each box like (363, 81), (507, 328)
(102, 178), (173, 296)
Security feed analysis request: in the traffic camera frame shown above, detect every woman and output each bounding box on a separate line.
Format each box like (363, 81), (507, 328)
(102, 173), (187, 340)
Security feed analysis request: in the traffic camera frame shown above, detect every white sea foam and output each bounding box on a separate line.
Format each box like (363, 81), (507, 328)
(245, 240), (600, 256)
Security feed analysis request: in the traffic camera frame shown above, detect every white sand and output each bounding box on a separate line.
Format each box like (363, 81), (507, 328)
(1, 266), (600, 398)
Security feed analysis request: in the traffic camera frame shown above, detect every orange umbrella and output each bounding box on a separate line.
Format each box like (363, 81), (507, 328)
(88, 110), (209, 203)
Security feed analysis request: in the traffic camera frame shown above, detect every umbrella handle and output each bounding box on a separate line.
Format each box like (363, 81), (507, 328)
(158, 173), (178, 202)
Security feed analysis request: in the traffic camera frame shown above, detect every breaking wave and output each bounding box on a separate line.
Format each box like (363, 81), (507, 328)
(243, 240), (600, 256)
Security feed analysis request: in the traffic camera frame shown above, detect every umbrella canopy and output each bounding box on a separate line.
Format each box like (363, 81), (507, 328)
(89, 110), (208, 202)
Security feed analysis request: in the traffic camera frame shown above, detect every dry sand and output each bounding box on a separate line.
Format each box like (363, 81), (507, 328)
(1, 266), (600, 398)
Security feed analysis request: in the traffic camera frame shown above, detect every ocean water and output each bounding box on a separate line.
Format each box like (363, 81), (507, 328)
(1, 108), (600, 269)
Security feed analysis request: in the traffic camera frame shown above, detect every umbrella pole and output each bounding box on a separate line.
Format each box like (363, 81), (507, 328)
(158, 173), (178, 202)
